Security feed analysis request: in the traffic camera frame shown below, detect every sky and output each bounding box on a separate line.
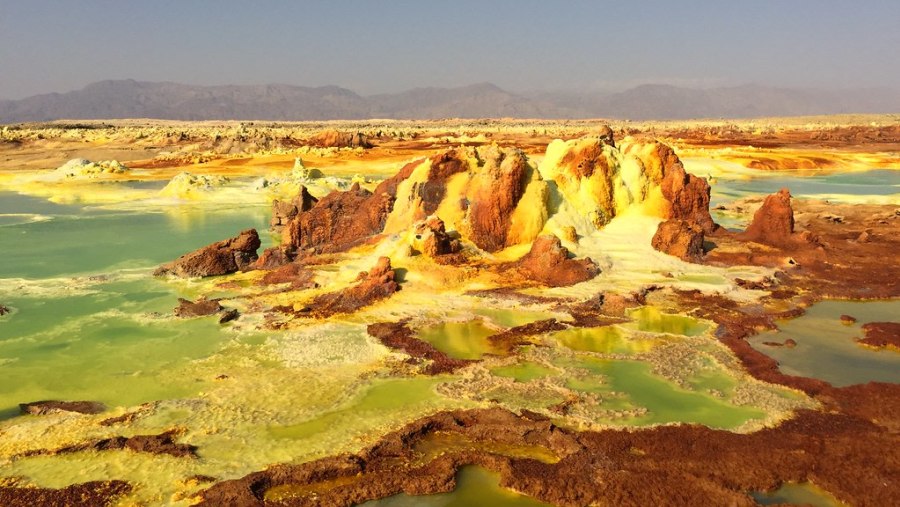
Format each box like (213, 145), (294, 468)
(1, 0), (899, 100)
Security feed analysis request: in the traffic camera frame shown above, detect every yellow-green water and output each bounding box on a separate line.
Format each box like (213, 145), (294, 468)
(358, 466), (552, 507)
(490, 362), (557, 382)
(749, 300), (900, 386)
(418, 320), (506, 359)
(752, 482), (846, 507)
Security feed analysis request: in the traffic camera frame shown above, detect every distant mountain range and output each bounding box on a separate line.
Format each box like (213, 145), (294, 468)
(1, 80), (898, 123)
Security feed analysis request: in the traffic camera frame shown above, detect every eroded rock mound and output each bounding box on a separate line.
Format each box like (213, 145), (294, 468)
(154, 229), (260, 277)
(652, 219), (705, 262)
(513, 235), (599, 287)
(282, 183), (395, 255)
(20, 400), (106, 416)
(309, 129), (372, 149)
(657, 145), (716, 233)
(306, 257), (400, 317)
(412, 216), (460, 257)
(741, 188), (818, 249)
(270, 185), (318, 230)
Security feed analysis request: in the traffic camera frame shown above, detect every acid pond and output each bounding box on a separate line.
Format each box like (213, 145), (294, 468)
(749, 299), (900, 386)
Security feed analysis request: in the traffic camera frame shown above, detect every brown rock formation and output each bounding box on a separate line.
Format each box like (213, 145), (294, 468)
(419, 151), (470, 215)
(154, 229), (260, 277)
(308, 130), (372, 149)
(512, 235), (599, 287)
(0, 480), (131, 507)
(253, 246), (292, 270)
(465, 148), (530, 252)
(742, 188), (816, 248)
(0, 304), (9, 316)
(858, 322), (900, 350)
(305, 257), (400, 317)
(651, 219), (705, 262)
(657, 144), (716, 233)
(258, 262), (317, 289)
(367, 322), (473, 374)
(414, 216), (460, 257)
(20, 400), (106, 416)
(173, 297), (223, 317)
(598, 124), (615, 147)
(281, 183), (394, 255)
(270, 185), (317, 230)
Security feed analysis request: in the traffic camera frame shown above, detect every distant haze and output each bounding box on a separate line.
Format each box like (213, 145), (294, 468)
(2, 0), (900, 102)
(1, 80), (898, 122)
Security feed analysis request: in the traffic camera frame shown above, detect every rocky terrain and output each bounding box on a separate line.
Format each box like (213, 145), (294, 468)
(0, 117), (898, 506)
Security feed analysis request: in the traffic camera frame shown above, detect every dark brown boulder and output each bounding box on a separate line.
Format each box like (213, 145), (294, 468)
(513, 235), (599, 287)
(658, 144), (716, 233)
(20, 400), (106, 416)
(0, 304), (9, 316)
(742, 188), (817, 249)
(651, 219), (705, 262)
(154, 229), (260, 278)
(270, 185), (317, 230)
(173, 298), (223, 318)
(258, 262), (317, 289)
(306, 257), (400, 317)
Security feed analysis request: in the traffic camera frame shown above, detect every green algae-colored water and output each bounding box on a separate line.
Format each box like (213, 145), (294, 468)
(624, 307), (709, 336)
(749, 300), (900, 386)
(418, 320), (506, 359)
(752, 482), (846, 507)
(561, 356), (764, 428)
(490, 362), (556, 382)
(555, 325), (665, 354)
(359, 466), (552, 507)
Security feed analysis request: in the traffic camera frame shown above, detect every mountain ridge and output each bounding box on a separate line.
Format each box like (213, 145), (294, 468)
(1, 80), (898, 123)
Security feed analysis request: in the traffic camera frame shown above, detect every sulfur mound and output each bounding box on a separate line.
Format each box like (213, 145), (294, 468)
(159, 172), (229, 198)
(53, 158), (129, 179)
(154, 229), (260, 278)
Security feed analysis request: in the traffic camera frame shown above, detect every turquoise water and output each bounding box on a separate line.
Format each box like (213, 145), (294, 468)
(710, 169), (900, 206)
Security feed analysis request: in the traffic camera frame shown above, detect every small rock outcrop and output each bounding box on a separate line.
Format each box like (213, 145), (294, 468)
(651, 219), (705, 262)
(270, 186), (318, 230)
(281, 183), (395, 255)
(309, 130), (372, 149)
(306, 257), (400, 317)
(742, 188), (816, 248)
(0, 304), (9, 316)
(413, 216), (460, 257)
(20, 400), (106, 416)
(513, 235), (599, 287)
(858, 322), (900, 350)
(154, 229), (261, 278)
(173, 298), (223, 318)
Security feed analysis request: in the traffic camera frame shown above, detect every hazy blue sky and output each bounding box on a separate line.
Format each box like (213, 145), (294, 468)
(1, 0), (898, 99)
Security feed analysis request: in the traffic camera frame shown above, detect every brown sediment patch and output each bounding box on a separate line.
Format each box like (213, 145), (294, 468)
(286, 257), (399, 318)
(858, 322), (900, 351)
(17, 429), (198, 459)
(367, 322), (474, 375)
(257, 262), (317, 289)
(173, 297), (223, 317)
(197, 404), (899, 507)
(486, 319), (570, 350)
(0, 480), (132, 507)
(19, 400), (106, 416)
